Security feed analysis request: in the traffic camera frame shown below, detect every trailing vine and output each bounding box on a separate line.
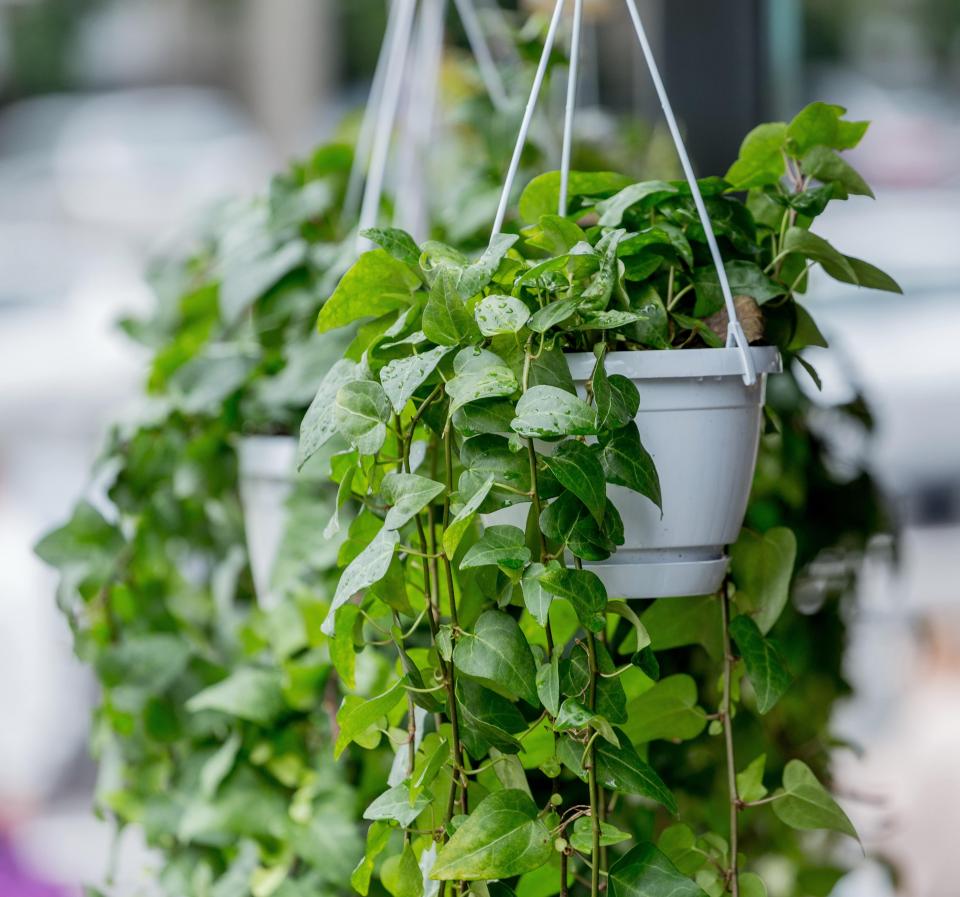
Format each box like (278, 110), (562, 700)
(302, 102), (894, 897)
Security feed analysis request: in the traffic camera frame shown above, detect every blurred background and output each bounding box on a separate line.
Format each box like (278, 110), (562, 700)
(0, 1), (958, 895)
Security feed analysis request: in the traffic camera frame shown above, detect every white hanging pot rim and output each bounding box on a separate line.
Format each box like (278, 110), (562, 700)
(563, 346), (782, 382)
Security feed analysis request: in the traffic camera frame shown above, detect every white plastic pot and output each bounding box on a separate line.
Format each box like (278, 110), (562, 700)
(236, 435), (298, 611)
(491, 346), (782, 599)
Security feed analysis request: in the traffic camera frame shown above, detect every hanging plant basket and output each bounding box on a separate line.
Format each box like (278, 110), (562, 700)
(565, 346), (781, 597)
(236, 435), (298, 610)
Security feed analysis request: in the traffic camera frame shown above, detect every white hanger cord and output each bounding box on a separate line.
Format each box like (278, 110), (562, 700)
(453, 0), (510, 112)
(491, 0), (567, 238)
(622, 0), (756, 385)
(558, 0), (584, 217)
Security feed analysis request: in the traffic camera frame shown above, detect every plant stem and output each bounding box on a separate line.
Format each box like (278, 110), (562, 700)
(720, 582), (740, 897)
(585, 627), (603, 897)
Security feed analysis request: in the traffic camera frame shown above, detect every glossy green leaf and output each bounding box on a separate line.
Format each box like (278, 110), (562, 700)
(600, 424), (661, 510)
(511, 386), (597, 439)
(298, 359), (367, 468)
(334, 680), (406, 758)
(363, 784), (433, 828)
(608, 842), (708, 897)
(693, 261), (784, 317)
(527, 298), (579, 334)
(382, 472), (446, 531)
(380, 345), (454, 414)
(457, 681), (527, 758)
(596, 181), (678, 227)
(423, 270), (478, 346)
(475, 295), (531, 336)
(782, 228), (857, 284)
(360, 227), (422, 271)
(569, 817), (631, 853)
(323, 527), (399, 636)
(772, 760), (857, 840)
(561, 641), (627, 725)
(518, 170), (632, 222)
(452, 400), (517, 437)
(657, 825), (707, 877)
(317, 249), (419, 333)
(621, 675), (707, 744)
(541, 441), (606, 525)
(458, 233), (518, 298)
(787, 102), (868, 156)
(446, 348), (518, 412)
(730, 527), (797, 634)
(725, 123), (788, 190)
(335, 380), (391, 455)
(536, 654), (560, 717)
(554, 698), (618, 745)
(595, 730), (677, 813)
(442, 474), (495, 558)
(593, 362), (640, 432)
(521, 563), (552, 628)
(461, 525), (531, 572)
(430, 790), (553, 881)
(537, 561), (607, 633)
(729, 615), (792, 714)
(801, 146), (873, 198)
(453, 610), (539, 704)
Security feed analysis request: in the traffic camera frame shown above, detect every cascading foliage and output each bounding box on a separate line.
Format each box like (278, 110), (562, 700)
(301, 102), (896, 897)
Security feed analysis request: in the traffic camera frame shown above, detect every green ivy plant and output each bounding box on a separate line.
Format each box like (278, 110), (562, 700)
(300, 103), (895, 897)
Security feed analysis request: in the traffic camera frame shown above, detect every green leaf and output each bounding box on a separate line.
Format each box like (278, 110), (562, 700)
(519, 171), (632, 222)
(537, 562), (607, 633)
(569, 817), (631, 853)
(725, 123), (788, 190)
(380, 345), (454, 414)
(382, 844), (423, 897)
(608, 842), (708, 897)
(730, 527), (797, 634)
(656, 825), (706, 877)
(453, 610), (539, 704)
(423, 269), (478, 346)
(511, 386), (597, 439)
(693, 261), (784, 317)
(642, 595), (722, 659)
(541, 442), (606, 525)
(596, 181), (678, 227)
(431, 790), (553, 881)
(524, 214), (587, 253)
(457, 681), (527, 758)
(738, 873), (768, 897)
(475, 295), (531, 336)
(334, 680), (406, 758)
(595, 730), (677, 813)
(782, 228), (857, 284)
(363, 784), (433, 828)
(331, 604), (361, 689)
(801, 146), (873, 198)
(335, 380), (392, 455)
(200, 731), (241, 799)
(461, 525), (531, 572)
(96, 633), (190, 692)
(360, 227), (422, 271)
(729, 615), (792, 714)
(561, 641), (627, 724)
(323, 527), (399, 636)
(351, 820), (392, 895)
(460, 434), (531, 503)
(737, 755), (768, 804)
(772, 760), (858, 840)
(621, 675), (707, 744)
(382, 472), (446, 530)
(452, 400), (517, 437)
(446, 348), (518, 412)
(843, 256), (902, 293)
(554, 699), (619, 745)
(536, 654), (560, 717)
(186, 668), (285, 726)
(580, 228), (627, 310)
(527, 298), (579, 334)
(528, 348), (577, 395)
(442, 475), (495, 558)
(786, 102), (869, 156)
(600, 424), (661, 510)
(298, 359), (367, 468)
(318, 249), (419, 333)
(521, 563), (553, 628)
(593, 362), (639, 432)
(220, 239), (307, 324)
(458, 233), (519, 298)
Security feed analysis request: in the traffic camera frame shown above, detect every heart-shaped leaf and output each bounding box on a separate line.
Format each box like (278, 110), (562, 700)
(601, 423), (661, 510)
(453, 610), (538, 705)
(608, 843), (707, 897)
(772, 760), (857, 840)
(335, 380), (391, 455)
(460, 525), (531, 572)
(729, 615), (793, 714)
(512, 386), (597, 439)
(381, 472), (446, 531)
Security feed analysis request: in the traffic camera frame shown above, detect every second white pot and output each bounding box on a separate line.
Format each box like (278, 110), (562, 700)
(490, 346), (782, 599)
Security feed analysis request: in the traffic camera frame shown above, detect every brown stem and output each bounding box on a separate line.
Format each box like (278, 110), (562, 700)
(720, 582), (740, 897)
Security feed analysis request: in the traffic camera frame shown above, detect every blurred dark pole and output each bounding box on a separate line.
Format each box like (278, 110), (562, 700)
(662, 0), (802, 174)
